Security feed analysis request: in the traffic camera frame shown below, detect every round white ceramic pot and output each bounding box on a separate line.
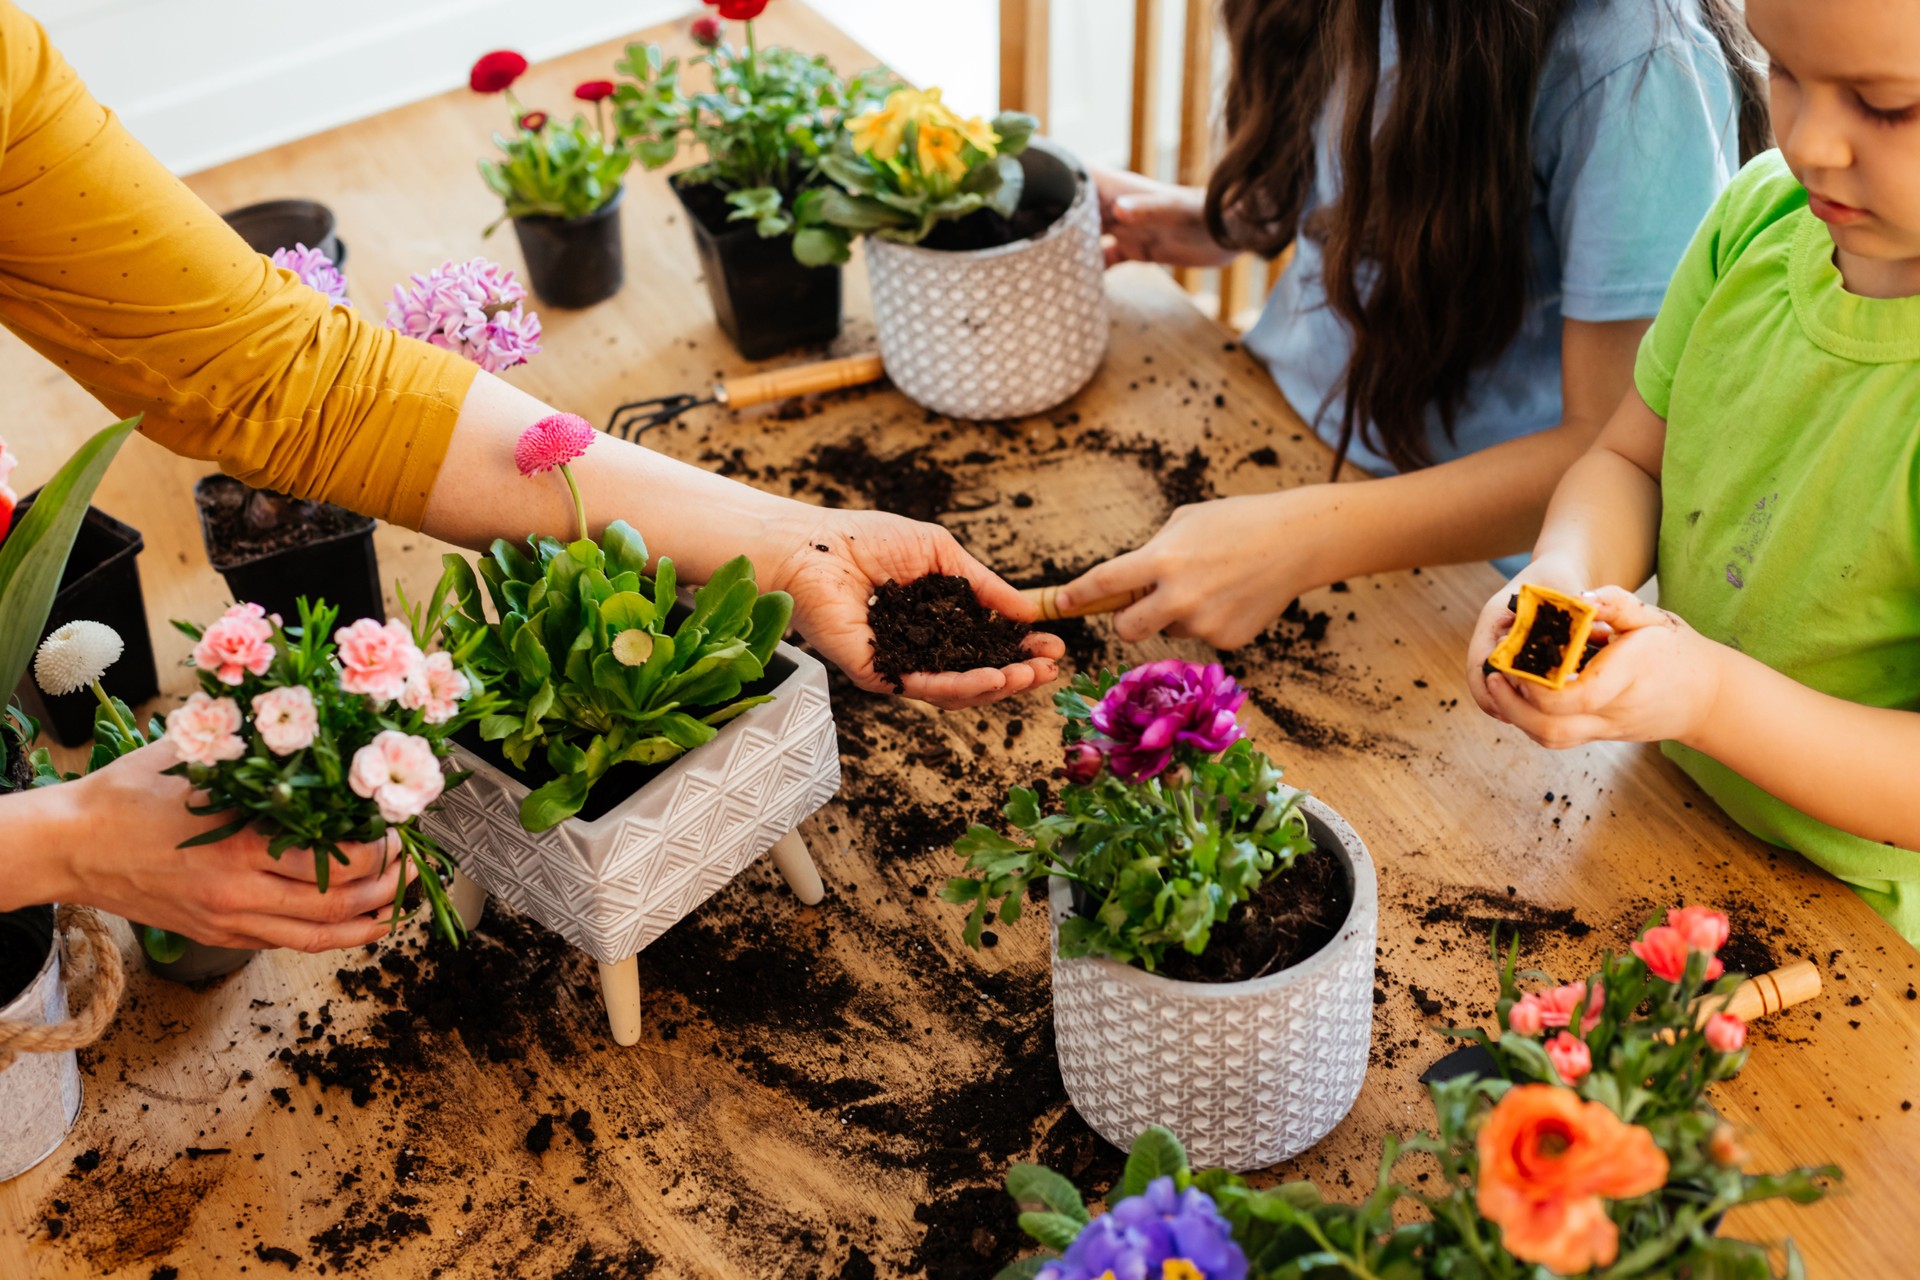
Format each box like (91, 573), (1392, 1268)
(0, 905), (84, 1181)
(864, 137), (1109, 420)
(1048, 796), (1378, 1171)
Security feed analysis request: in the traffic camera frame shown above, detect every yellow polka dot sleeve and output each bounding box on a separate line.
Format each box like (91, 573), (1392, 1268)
(0, 2), (477, 529)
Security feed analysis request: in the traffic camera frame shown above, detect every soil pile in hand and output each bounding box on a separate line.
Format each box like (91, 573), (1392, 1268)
(1156, 843), (1352, 985)
(868, 575), (1031, 691)
(197, 481), (366, 566)
(1508, 597), (1577, 678)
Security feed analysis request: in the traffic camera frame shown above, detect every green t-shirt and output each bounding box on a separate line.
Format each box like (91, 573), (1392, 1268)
(1635, 149), (1920, 942)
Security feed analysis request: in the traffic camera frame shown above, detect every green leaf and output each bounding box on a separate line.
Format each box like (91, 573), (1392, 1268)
(511, 615), (553, 683)
(600, 590), (656, 632)
(601, 520), (651, 579)
(1014, 1212), (1082, 1253)
(655, 711), (718, 751)
(1005, 1164), (1088, 1225)
(990, 1261), (1052, 1280)
(520, 773), (591, 832)
(792, 227), (850, 266)
(1120, 1126), (1187, 1198)
(0, 416), (140, 697)
(701, 694), (773, 727)
(746, 592), (793, 665)
(991, 111), (1037, 156)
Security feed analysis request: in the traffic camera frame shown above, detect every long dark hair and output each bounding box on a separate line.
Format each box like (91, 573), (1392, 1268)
(1206, 0), (1769, 474)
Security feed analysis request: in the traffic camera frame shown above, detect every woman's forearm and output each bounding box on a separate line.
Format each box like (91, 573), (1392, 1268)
(422, 370), (812, 584)
(1688, 646), (1920, 851)
(0, 784), (80, 912)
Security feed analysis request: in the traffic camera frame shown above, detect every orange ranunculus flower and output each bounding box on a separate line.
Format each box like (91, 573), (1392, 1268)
(1476, 1084), (1669, 1276)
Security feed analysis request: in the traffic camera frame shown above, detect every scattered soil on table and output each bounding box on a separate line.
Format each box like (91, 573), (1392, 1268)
(196, 479), (368, 567)
(41, 1148), (219, 1272)
(1156, 844), (1352, 984)
(867, 574), (1032, 691)
(799, 437), (963, 524)
(1414, 884), (1594, 950)
(919, 197), (1069, 254)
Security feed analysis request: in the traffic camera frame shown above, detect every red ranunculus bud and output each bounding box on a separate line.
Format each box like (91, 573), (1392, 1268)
(574, 80), (615, 103)
(469, 50), (529, 95)
(518, 111), (549, 132)
(1061, 742), (1104, 786)
(690, 14), (722, 46)
(705, 0), (770, 19)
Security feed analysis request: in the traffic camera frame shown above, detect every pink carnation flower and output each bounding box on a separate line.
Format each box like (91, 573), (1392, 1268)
(348, 730), (445, 823)
(252, 685), (319, 756)
(335, 618), (425, 702)
(1704, 1012), (1747, 1054)
(1513, 980), (1605, 1037)
(1544, 1031), (1592, 1084)
(166, 691), (247, 768)
(385, 257), (541, 373)
(192, 603), (276, 686)
(400, 651), (471, 725)
(514, 413), (596, 477)
(1667, 906), (1730, 955)
(270, 244), (351, 308)
(1634, 925), (1723, 984)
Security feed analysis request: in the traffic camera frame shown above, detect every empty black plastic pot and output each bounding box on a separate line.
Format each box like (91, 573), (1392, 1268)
(221, 197), (347, 266)
(512, 187), (626, 309)
(673, 177), (842, 360)
(10, 493), (160, 748)
(194, 476), (384, 628)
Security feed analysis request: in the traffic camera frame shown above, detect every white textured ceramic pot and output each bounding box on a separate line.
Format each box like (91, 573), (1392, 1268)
(0, 906), (83, 1181)
(422, 642), (840, 1046)
(1048, 796), (1378, 1171)
(864, 137), (1109, 420)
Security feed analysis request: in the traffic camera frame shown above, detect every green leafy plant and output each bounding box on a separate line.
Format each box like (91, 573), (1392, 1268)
(432, 525), (792, 833)
(1, 705), (36, 795)
(997, 910), (1840, 1280)
(944, 666), (1313, 971)
(612, 13), (895, 256)
(796, 85), (1036, 265)
(469, 51), (630, 230)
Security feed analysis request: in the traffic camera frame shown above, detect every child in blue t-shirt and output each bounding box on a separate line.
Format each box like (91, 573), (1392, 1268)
(1469, 0), (1920, 940)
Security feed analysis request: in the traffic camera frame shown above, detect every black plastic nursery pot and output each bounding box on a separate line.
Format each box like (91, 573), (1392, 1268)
(10, 493), (161, 749)
(0, 904), (53, 1010)
(194, 476), (384, 629)
(136, 932), (256, 984)
(672, 177), (843, 361)
(513, 186), (626, 309)
(221, 197), (347, 266)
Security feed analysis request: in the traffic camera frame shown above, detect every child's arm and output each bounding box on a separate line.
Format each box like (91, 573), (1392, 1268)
(1465, 389), (1668, 714)
(1483, 588), (1920, 852)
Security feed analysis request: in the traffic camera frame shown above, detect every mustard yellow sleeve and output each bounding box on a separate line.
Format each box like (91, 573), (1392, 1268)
(0, 2), (477, 529)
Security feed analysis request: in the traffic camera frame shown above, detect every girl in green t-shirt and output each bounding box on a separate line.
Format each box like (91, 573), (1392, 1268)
(1467, 0), (1920, 941)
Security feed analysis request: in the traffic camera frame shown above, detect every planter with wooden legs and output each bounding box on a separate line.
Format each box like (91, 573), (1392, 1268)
(421, 642), (840, 1044)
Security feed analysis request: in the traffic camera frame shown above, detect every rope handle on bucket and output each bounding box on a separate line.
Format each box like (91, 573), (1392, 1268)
(0, 905), (126, 1071)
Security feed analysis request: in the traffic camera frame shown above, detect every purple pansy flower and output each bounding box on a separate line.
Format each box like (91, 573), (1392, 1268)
(270, 243), (351, 307)
(385, 257), (542, 373)
(1037, 1177), (1247, 1280)
(1089, 660), (1247, 782)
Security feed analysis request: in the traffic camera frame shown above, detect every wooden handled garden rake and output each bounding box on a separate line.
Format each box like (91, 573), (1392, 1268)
(605, 353), (886, 440)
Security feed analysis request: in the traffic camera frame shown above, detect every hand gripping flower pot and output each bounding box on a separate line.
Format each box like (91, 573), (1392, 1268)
(0, 904), (124, 1180)
(1047, 796), (1378, 1171)
(11, 493), (159, 749)
(421, 641), (839, 1046)
(863, 137), (1109, 420)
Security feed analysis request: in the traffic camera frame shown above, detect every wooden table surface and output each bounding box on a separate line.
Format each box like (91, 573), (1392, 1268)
(4, 6), (1915, 1278)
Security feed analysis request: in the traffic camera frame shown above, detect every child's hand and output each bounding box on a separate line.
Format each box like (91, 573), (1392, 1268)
(1481, 586), (1724, 750)
(1093, 167), (1239, 269)
(1466, 558), (1587, 721)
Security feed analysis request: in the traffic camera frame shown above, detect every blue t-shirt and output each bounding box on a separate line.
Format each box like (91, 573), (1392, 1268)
(1242, 0), (1742, 477)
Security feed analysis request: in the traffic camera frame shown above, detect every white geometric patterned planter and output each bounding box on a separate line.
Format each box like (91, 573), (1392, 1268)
(422, 642), (840, 1045)
(1048, 797), (1377, 1171)
(865, 136), (1109, 420)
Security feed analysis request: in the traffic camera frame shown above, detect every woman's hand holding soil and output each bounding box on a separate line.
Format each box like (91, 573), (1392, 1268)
(1093, 167), (1238, 270)
(1055, 488), (1338, 649)
(4, 740), (411, 952)
(767, 507), (1063, 709)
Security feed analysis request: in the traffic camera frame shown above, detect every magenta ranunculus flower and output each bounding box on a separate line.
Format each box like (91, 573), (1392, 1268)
(269, 243), (351, 308)
(1088, 660), (1246, 782)
(385, 257), (541, 373)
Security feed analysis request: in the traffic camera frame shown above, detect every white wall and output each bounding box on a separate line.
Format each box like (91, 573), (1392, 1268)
(27, 0), (1165, 177)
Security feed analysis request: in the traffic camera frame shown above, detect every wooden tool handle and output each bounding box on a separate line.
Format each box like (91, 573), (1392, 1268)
(1021, 584), (1148, 621)
(1689, 961), (1820, 1026)
(716, 353), (886, 410)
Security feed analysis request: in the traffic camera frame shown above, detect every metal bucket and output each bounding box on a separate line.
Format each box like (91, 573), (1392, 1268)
(0, 904), (84, 1181)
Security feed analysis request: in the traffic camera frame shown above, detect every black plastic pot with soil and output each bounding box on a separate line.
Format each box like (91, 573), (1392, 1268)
(0, 903), (51, 1011)
(11, 492), (160, 748)
(195, 476), (385, 627)
(673, 177), (842, 360)
(222, 197), (347, 266)
(865, 574), (1031, 692)
(513, 186), (626, 309)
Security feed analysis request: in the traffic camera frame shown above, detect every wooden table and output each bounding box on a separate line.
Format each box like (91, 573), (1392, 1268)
(4, 6), (1915, 1277)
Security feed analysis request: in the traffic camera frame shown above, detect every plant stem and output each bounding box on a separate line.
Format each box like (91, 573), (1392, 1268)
(560, 463), (590, 543)
(91, 680), (140, 745)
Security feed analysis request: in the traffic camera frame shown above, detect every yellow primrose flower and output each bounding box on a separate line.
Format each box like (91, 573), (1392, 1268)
(956, 111), (1000, 156)
(851, 86), (939, 162)
(915, 121), (969, 185)
(1162, 1262), (1206, 1280)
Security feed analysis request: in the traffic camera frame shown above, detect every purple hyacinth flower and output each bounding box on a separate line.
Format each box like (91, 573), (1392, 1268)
(270, 243), (351, 307)
(1089, 660), (1247, 782)
(1036, 1177), (1246, 1280)
(385, 257), (540, 371)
